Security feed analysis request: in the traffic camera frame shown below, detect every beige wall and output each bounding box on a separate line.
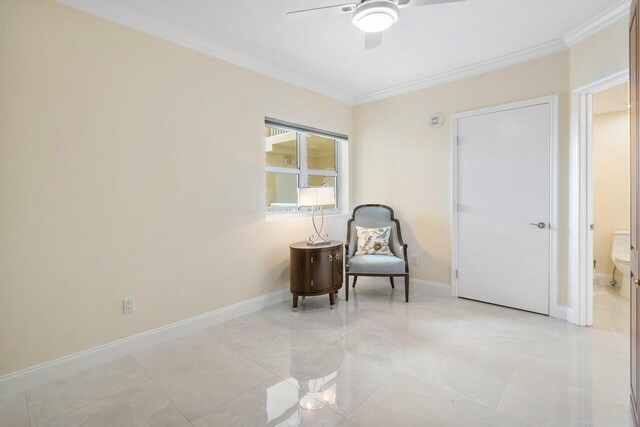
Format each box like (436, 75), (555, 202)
(0, 0), (630, 376)
(354, 52), (571, 297)
(593, 111), (630, 275)
(569, 19), (629, 90)
(0, 0), (352, 375)
(353, 18), (628, 308)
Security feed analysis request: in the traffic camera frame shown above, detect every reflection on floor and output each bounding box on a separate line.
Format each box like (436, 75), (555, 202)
(0, 281), (631, 426)
(594, 274), (630, 335)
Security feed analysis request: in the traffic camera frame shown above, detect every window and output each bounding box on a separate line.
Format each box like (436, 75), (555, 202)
(265, 120), (343, 213)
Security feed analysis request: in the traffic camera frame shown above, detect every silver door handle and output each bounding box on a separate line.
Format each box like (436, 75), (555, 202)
(529, 222), (546, 229)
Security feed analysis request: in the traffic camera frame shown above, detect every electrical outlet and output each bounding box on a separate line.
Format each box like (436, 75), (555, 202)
(411, 255), (420, 266)
(123, 297), (135, 314)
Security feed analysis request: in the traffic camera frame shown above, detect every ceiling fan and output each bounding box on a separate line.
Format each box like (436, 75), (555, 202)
(286, 0), (465, 49)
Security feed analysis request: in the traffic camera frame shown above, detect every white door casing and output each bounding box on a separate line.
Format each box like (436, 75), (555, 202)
(570, 70), (629, 326)
(451, 96), (558, 315)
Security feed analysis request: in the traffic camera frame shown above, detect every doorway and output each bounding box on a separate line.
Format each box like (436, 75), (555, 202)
(572, 71), (630, 327)
(590, 82), (631, 332)
(451, 96), (558, 314)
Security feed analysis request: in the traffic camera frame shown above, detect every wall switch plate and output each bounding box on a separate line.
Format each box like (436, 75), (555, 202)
(411, 255), (420, 266)
(123, 297), (135, 314)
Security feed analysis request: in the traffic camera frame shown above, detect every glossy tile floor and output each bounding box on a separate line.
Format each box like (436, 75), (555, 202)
(594, 275), (631, 335)
(0, 281), (631, 426)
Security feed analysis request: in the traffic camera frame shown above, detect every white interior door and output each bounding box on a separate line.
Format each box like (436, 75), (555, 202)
(456, 100), (552, 315)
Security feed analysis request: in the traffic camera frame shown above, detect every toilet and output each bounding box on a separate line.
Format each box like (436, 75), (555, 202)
(611, 230), (630, 299)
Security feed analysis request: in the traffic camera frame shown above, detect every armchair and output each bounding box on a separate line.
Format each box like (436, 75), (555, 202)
(345, 204), (410, 302)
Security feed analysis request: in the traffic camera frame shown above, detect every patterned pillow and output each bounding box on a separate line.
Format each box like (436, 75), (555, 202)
(355, 226), (392, 256)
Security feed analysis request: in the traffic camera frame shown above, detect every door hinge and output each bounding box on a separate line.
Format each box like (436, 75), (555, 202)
(457, 137), (461, 146)
(311, 256), (313, 263)
(590, 224), (594, 231)
(455, 270), (458, 279)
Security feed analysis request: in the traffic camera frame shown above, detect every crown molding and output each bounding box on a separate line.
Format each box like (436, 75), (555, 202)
(55, 0), (355, 105)
(353, 1), (629, 105)
(353, 38), (567, 104)
(563, 0), (631, 47)
(56, 0), (629, 107)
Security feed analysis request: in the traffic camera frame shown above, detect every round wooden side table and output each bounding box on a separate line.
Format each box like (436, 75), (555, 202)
(289, 241), (343, 308)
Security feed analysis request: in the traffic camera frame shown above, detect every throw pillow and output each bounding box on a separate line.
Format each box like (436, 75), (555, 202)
(355, 226), (393, 256)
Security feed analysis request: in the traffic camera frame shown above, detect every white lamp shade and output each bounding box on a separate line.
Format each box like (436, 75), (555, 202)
(299, 186), (335, 207)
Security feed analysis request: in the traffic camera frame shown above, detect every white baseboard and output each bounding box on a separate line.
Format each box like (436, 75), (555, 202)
(410, 278), (452, 297)
(552, 305), (575, 323)
(0, 288), (290, 399)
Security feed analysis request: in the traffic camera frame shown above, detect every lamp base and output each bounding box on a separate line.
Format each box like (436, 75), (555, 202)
(306, 206), (330, 246)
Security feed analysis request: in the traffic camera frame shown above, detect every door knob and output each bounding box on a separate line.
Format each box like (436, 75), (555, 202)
(635, 279), (640, 287)
(529, 222), (546, 229)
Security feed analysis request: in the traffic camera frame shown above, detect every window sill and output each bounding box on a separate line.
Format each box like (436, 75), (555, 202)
(265, 210), (349, 222)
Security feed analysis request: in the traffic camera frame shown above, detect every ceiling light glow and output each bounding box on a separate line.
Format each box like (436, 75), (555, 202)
(352, 1), (399, 33)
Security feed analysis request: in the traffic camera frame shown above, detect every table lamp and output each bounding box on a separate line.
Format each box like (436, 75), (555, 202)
(298, 185), (335, 246)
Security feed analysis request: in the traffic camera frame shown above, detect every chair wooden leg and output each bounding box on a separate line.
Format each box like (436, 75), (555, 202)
(404, 275), (409, 303)
(352, 276), (358, 288)
(345, 275), (349, 301)
(389, 277), (395, 289)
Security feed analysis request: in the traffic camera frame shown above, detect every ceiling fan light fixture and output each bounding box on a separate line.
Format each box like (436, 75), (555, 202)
(352, 1), (399, 33)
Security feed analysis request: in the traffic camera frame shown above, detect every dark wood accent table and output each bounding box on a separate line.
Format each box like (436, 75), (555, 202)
(290, 241), (343, 308)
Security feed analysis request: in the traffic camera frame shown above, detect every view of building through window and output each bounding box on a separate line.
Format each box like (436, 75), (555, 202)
(265, 123), (340, 213)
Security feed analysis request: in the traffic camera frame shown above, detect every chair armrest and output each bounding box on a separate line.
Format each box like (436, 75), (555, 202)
(345, 243), (356, 260)
(390, 230), (407, 262)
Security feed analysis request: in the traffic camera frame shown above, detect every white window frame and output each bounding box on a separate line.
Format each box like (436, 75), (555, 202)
(265, 119), (343, 215)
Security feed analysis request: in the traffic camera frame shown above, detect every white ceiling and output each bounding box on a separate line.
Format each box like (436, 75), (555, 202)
(593, 82), (629, 115)
(59, 0), (628, 104)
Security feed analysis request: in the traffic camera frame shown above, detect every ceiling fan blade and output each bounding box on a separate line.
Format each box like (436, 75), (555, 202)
(287, 3), (357, 21)
(365, 32), (383, 50)
(398, 0), (465, 8)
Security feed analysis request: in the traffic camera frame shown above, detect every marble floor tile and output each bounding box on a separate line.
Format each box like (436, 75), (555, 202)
(261, 299), (366, 343)
(466, 335), (629, 402)
(16, 284), (630, 426)
(206, 311), (304, 351)
(208, 312), (336, 368)
(496, 369), (631, 426)
(571, 326), (629, 362)
(335, 322), (453, 381)
(593, 279), (630, 335)
(338, 300), (459, 342)
(432, 310), (583, 348)
(326, 418), (361, 427)
(40, 381), (190, 427)
(132, 331), (272, 421)
(26, 356), (148, 426)
(0, 393), (29, 427)
(347, 372), (524, 427)
(192, 376), (341, 427)
(219, 323), (395, 416)
(283, 352), (394, 416)
(425, 345), (514, 410)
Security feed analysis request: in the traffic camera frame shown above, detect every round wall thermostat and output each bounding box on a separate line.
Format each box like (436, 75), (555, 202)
(428, 112), (445, 129)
